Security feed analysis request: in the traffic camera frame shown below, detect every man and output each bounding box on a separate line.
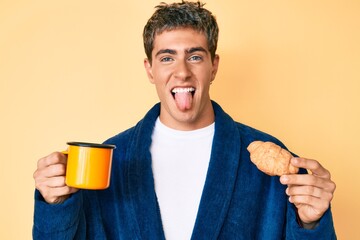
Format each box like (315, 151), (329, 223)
(33, 1), (336, 239)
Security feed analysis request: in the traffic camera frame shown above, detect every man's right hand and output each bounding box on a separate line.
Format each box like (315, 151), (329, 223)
(33, 152), (79, 204)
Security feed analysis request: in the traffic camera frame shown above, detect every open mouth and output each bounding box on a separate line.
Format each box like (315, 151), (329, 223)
(171, 87), (196, 110)
(171, 87), (196, 97)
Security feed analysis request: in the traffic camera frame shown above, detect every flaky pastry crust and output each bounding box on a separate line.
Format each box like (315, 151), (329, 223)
(247, 141), (299, 176)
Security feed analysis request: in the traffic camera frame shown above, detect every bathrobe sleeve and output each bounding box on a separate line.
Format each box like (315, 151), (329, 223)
(286, 203), (336, 239)
(32, 190), (86, 239)
(33, 188), (111, 239)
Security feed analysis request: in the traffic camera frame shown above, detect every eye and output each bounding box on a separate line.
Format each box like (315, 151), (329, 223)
(160, 56), (173, 62)
(188, 55), (203, 62)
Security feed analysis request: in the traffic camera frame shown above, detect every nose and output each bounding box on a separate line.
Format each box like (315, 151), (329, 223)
(173, 60), (192, 80)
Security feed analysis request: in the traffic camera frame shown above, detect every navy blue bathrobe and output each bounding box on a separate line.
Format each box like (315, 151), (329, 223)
(33, 101), (336, 239)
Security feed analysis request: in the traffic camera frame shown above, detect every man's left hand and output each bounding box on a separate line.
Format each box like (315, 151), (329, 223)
(280, 157), (336, 226)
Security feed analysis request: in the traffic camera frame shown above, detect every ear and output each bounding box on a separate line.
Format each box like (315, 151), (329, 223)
(211, 54), (220, 81)
(144, 58), (155, 84)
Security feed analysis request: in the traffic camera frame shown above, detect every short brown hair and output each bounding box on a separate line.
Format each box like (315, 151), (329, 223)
(143, 1), (219, 64)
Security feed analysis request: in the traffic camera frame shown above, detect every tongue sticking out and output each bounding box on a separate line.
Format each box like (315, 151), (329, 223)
(174, 92), (193, 111)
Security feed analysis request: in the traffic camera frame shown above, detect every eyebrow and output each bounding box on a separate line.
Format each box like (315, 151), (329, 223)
(155, 47), (208, 57)
(186, 47), (208, 54)
(155, 49), (177, 57)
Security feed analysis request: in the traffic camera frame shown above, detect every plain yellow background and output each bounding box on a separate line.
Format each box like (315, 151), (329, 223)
(1, 0), (359, 239)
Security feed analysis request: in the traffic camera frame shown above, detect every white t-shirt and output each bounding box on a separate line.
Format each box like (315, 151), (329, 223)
(150, 118), (215, 240)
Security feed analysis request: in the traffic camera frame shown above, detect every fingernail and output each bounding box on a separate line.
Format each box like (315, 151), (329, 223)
(285, 188), (290, 196)
(280, 176), (289, 184)
(291, 157), (299, 164)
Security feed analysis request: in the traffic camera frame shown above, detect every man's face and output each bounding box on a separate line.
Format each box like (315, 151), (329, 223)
(144, 28), (219, 130)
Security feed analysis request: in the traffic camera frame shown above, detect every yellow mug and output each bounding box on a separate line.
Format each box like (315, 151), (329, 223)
(63, 142), (116, 190)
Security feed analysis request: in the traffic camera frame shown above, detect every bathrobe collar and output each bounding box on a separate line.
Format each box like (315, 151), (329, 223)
(125, 101), (241, 239)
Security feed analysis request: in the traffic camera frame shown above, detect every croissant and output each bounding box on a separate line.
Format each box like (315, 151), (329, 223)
(247, 141), (299, 176)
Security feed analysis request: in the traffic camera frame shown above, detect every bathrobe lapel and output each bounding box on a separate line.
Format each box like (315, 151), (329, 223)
(125, 101), (241, 239)
(191, 101), (241, 239)
(125, 103), (165, 239)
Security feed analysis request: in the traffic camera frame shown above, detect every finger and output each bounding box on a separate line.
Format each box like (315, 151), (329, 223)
(43, 164), (67, 178)
(290, 157), (331, 179)
(37, 152), (67, 168)
(286, 185), (334, 202)
(35, 174), (66, 190)
(51, 185), (77, 197)
(289, 195), (330, 215)
(286, 185), (322, 198)
(44, 176), (67, 188)
(280, 174), (336, 193)
(33, 163), (67, 180)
